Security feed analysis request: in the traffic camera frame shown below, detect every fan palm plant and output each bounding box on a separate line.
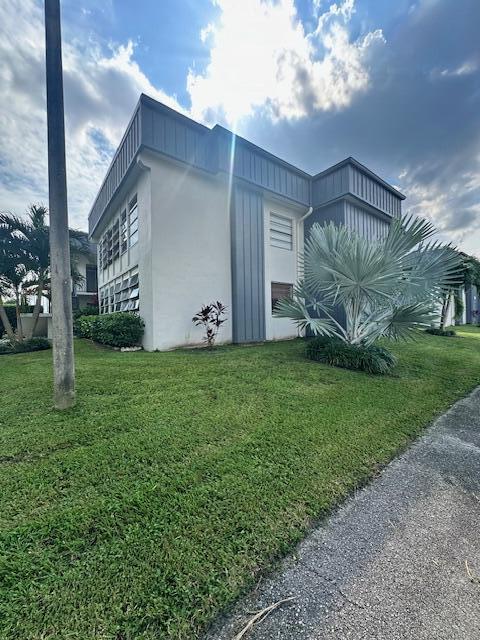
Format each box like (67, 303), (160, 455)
(274, 216), (462, 347)
(0, 205), (91, 342)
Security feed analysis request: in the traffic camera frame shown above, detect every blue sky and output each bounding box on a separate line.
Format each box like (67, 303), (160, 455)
(1, 0), (479, 255)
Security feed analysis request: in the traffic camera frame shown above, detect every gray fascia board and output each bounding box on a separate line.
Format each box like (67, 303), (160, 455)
(313, 156), (406, 200)
(315, 193), (395, 223)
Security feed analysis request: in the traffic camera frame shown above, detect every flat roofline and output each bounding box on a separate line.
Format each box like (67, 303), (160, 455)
(313, 156), (406, 200)
(88, 94), (406, 231)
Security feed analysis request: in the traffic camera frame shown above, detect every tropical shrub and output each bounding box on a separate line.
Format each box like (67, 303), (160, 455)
(274, 217), (461, 359)
(306, 336), (397, 374)
(73, 315), (99, 339)
(90, 313), (144, 348)
(192, 301), (227, 348)
(0, 336), (51, 355)
(425, 327), (456, 337)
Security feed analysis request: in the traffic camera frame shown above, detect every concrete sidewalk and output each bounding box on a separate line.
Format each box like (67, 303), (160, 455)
(207, 387), (480, 640)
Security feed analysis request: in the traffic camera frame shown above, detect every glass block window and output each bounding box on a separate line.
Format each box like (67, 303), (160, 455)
(270, 213), (293, 250)
(129, 195), (138, 248)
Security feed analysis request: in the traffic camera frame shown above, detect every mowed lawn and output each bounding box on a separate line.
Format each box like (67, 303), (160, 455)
(1, 327), (480, 639)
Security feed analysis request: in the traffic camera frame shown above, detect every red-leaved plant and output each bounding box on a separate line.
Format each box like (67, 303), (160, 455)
(192, 301), (227, 348)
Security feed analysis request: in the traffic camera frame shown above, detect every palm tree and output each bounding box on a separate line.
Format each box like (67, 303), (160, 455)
(0, 205), (91, 341)
(274, 216), (462, 346)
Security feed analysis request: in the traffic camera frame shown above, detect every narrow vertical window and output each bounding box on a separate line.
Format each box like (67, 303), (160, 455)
(129, 195), (138, 248)
(120, 209), (127, 254)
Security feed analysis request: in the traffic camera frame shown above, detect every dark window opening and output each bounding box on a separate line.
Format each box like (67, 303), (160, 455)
(86, 264), (98, 293)
(271, 282), (293, 312)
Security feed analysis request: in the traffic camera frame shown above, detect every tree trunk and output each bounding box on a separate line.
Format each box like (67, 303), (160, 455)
(439, 293), (449, 330)
(0, 295), (16, 344)
(27, 273), (45, 339)
(15, 289), (24, 341)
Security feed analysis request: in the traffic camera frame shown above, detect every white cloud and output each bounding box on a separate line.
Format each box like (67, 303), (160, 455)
(0, 0), (183, 230)
(429, 58), (479, 81)
(187, 0), (384, 125)
(402, 169), (480, 257)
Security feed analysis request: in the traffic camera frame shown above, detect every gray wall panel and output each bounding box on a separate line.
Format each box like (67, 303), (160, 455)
(349, 164), (402, 218)
(305, 200), (345, 238)
(231, 185), (266, 343)
(89, 106), (141, 235)
(344, 201), (390, 240)
(312, 165), (349, 208)
(89, 96), (404, 239)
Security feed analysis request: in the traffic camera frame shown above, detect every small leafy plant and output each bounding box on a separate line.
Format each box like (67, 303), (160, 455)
(425, 327), (456, 337)
(306, 336), (397, 374)
(192, 301), (227, 348)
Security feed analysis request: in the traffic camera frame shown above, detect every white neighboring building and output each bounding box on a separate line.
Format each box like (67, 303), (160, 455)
(88, 95), (405, 351)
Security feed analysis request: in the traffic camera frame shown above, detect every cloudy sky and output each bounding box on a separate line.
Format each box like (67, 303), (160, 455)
(1, 0), (479, 255)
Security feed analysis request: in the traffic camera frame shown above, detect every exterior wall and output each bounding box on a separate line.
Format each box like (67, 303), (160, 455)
(264, 197), (304, 341)
(312, 165), (349, 208)
(344, 201), (390, 239)
(88, 97), (408, 351)
(145, 150), (232, 351)
(349, 164), (402, 218)
(215, 127), (310, 206)
(231, 185), (266, 343)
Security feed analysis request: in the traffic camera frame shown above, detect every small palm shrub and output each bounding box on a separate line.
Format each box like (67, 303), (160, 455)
(90, 313), (144, 348)
(425, 327), (456, 337)
(0, 336), (51, 355)
(306, 336), (397, 374)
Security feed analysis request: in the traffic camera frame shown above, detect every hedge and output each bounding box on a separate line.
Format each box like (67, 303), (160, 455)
(75, 313), (144, 348)
(0, 337), (51, 355)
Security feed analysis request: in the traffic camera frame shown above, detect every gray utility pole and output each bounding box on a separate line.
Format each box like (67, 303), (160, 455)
(44, 0), (75, 409)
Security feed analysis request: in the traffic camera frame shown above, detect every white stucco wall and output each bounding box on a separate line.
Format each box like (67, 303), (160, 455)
(264, 198), (305, 341)
(141, 150), (232, 351)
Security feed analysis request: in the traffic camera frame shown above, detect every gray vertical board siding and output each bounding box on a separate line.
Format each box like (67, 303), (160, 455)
(88, 96), (405, 239)
(344, 201), (390, 240)
(311, 165), (349, 208)
(305, 200), (346, 237)
(89, 106), (141, 235)
(140, 100), (213, 171)
(349, 164), (402, 218)
(231, 185), (266, 343)
(214, 127), (310, 205)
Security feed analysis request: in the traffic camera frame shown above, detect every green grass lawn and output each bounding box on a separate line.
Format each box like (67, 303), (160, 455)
(1, 327), (480, 639)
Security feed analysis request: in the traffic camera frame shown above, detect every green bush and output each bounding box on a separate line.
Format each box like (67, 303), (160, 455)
(425, 327), (456, 337)
(73, 315), (99, 339)
(90, 313), (144, 348)
(0, 337), (51, 355)
(306, 336), (397, 374)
